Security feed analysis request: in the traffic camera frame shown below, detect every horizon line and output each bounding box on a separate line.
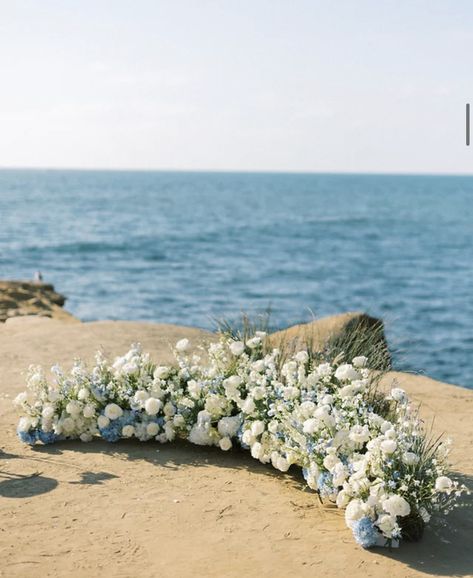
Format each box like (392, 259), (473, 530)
(1, 165), (473, 178)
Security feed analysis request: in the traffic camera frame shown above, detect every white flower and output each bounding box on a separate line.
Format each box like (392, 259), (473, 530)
(303, 418), (318, 434)
(154, 366), (170, 380)
(435, 476), (453, 492)
(176, 338), (190, 352)
(295, 351), (309, 363)
(246, 337), (261, 349)
(83, 404), (96, 418)
(419, 507), (431, 523)
(66, 400), (82, 417)
(251, 420), (265, 437)
(77, 388), (89, 401)
(380, 439), (397, 454)
(134, 390), (149, 403)
(97, 415), (110, 429)
(336, 489), (351, 508)
(229, 341), (245, 356)
(345, 499), (367, 527)
(42, 405), (55, 420)
(390, 388), (407, 403)
(219, 437), (232, 451)
(218, 415), (241, 438)
(146, 422), (160, 436)
(17, 416), (32, 432)
(241, 429), (254, 446)
(145, 397), (162, 416)
(316, 363), (332, 377)
(242, 397), (256, 414)
(376, 514), (397, 536)
(80, 433), (93, 442)
(163, 402), (175, 417)
(122, 425), (135, 438)
(61, 417), (75, 434)
(275, 456), (289, 472)
(187, 380), (203, 399)
(104, 403), (123, 420)
(335, 364), (360, 382)
(352, 356), (368, 368)
(188, 424), (214, 446)
(252, 360), (265, 372)
(402, 452), (419, 466)
(349, 424), (370, 444)
(251, 442), (264, 460)
(382, 495), (411, 517)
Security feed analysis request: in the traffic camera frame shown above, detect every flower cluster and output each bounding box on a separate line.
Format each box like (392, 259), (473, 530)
(14, 334), (468, 548)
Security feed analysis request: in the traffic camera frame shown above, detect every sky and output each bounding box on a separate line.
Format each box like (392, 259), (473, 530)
(1, 0), (473, 174)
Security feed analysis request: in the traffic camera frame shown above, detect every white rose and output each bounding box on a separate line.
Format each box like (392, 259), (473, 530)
(435, 476), (453, 492)
(229, 341), (245, 356)
(250, 442), (264, 460)
(97, 415), (110, 429)
(376, 514), (397, 536)
(219, 437), (232, 451)
(163, 402), (176, 417)
(251, 420), (265, 437)
(380, 439), (397, 454)
(122, 425), (135, 438)
(176, 338), (190, 352)
(83, 404), (96, 418)
(17, 416), (32, 432)
(134, 390), (149, 403)
(382, 494), (411, 517)
(66, 401), (82, 417)
(145, 397), (162, 416)
(241, 429), (254, 446)
(276, 456), (290, 472)
(154, 366), (170, 380)
(295, 350), (309, 363)
(42, 405), (55, 420)
(352, 356), (368, 368)
(402, 452), (419, 466)
(146, 422), (160, 436)
(242, 397), (256, 414)
(335, 364), (360, 382)
(77, 388), (89, 401)
(104, 403), (123, 420)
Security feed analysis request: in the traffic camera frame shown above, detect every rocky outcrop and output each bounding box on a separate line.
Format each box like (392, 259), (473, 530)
(270, 311), (391, 369)
(0, 280), (78, 323)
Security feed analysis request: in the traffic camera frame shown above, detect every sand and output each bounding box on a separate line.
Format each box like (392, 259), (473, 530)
(0, 317), (472, 578)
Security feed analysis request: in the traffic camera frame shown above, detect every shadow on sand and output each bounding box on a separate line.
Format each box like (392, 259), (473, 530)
(25, 440), (473, 577)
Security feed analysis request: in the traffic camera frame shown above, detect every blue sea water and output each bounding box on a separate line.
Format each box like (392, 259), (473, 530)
(0, 169), (471, 387)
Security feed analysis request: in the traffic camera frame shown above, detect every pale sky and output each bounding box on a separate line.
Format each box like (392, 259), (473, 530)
(1, 0), (473, 174)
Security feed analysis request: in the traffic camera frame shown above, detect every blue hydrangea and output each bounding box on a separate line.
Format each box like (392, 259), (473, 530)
(317, 472), (334, 497)
(352, 517), (379, 548)
(38, 430), (59, 444)
(18, 429), (39, 445)
(99, 410), (137, 442)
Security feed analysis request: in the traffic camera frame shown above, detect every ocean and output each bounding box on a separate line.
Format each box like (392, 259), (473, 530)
(0, 169), (471, 388)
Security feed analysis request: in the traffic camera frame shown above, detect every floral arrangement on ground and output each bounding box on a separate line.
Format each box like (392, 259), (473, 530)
(14, 331), (468, 548)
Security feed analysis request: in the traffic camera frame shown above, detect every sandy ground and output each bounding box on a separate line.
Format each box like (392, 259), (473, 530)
(0, 317), (472, 578)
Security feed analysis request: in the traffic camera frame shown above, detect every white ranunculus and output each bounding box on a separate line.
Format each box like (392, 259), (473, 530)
(176, 338), (190, 352)
(144, 397), (162, 416)
(146, 422), (160, 436)
(97, 415), (110, 429)
(251, 420), (265, 437)
(435, 476), (453, 492)
(382, 495), (411, 517)
(352, 356), (368, 368)
(122, 425), (135, 438)
(335, 364), (360, 382)
(380, 439), (397, 454)
(104, 403), (123, 420)
(219, 437), (232, 451)
(229, 341), (245, 356)
(295, 350), (309, 363)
